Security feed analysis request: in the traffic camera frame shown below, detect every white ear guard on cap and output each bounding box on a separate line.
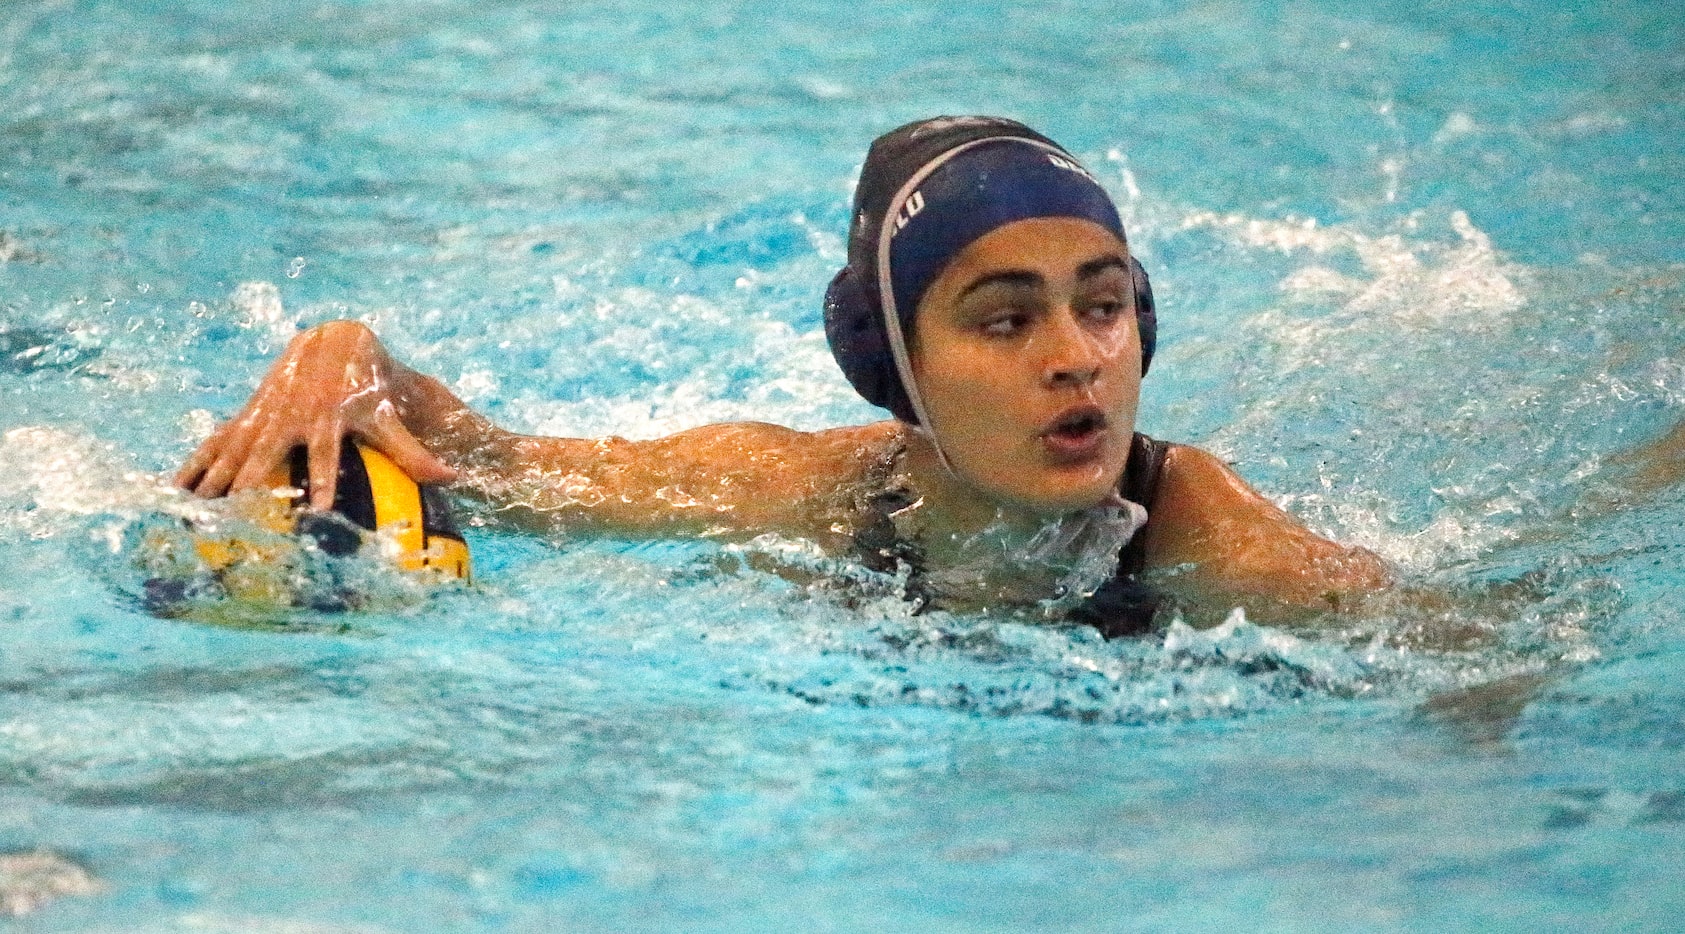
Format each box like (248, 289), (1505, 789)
(823, 137), (1157, 456)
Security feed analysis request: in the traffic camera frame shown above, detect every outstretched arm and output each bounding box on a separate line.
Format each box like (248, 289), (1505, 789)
(1141, 444), (1393, 612)
(177, 320), (890, 544)
(446, 420), (891, 541)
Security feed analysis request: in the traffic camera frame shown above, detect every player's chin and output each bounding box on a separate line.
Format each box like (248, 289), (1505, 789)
(989, 462), (1129, 515)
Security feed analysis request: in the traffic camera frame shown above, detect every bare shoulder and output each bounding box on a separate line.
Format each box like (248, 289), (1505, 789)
(1142, 442), (1392, 607)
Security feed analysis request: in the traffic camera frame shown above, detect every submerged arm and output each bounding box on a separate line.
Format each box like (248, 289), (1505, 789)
(1608, 418), (1685, 498)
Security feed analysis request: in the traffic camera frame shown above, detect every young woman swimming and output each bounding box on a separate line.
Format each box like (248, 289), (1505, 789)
(176, 116), (1392, 634)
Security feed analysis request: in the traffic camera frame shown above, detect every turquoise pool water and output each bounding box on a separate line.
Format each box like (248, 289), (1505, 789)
(2, 0), (1683, 929)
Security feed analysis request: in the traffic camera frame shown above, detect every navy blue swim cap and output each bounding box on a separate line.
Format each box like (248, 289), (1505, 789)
(825, 116), (1156, 425)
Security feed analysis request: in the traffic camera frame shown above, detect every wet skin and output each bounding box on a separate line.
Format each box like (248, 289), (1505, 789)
(178, 217), (1394, 615)
(900, 217), (1143, 535)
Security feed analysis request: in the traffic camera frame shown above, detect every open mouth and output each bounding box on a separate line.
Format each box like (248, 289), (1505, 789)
(1041, 407), (1109, 461)
(1049, 408), (1105, 437)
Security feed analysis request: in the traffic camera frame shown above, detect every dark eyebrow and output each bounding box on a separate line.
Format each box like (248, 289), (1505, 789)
(956, 270), (1043, 302)
(1076, 254), (1130, 280)
(955, 254), (1131, 302)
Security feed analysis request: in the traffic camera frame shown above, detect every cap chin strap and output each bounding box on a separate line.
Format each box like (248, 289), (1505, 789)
(874, 135), (1065, 478)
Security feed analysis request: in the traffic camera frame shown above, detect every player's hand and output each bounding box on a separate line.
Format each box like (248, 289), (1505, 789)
(175, 320), (458, 510)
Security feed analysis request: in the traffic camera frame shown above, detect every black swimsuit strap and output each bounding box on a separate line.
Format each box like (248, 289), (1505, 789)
(1115, 432), (1168, 577)
(1068, 432), (1169, 638)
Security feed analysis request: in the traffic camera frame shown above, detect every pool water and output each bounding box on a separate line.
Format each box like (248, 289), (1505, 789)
(2, 0), (1683, 929)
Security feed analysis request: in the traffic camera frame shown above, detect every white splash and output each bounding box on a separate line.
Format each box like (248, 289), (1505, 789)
(0, 427), (179, 525)
(1183, 208), (1525, 326)
(164, 913), (396, 933)
(1162, 608), (1371, 694)
(514, 311), (855, 439)
(1434, 111), (1478, 144)
(452, 367), (501, 403)
(0, 851), (105, 918)
(230, 281), (299, 345)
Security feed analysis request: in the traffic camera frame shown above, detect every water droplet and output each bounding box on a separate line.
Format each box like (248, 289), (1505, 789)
(286, 257), (307, 279)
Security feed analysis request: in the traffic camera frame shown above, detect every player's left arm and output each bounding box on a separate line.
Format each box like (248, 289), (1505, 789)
(1140, 444), (1393, 611)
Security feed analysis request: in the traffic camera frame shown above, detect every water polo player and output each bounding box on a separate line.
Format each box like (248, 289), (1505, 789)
(177, 115), (1392, 633)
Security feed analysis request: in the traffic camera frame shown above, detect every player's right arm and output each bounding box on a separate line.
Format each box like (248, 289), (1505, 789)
(176, 321), (889, 543)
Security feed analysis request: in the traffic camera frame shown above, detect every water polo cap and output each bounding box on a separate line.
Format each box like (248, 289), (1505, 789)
(824, 116), (1156, 426)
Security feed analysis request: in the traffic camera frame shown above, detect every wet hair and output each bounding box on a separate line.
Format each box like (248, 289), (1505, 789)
(824, 116), (1156, 425)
